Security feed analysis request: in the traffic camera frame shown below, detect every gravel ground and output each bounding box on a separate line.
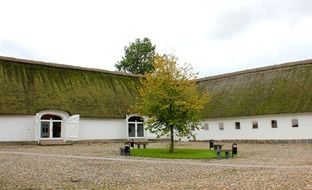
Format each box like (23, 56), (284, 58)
(0, 142), (312, 189)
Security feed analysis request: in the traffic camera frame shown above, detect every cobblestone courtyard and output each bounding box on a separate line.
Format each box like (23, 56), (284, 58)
(0, 142), (312, 189)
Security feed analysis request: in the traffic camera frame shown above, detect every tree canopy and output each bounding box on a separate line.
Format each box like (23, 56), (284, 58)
(136, 54), (209, 153)
(115, 38), (156, 74)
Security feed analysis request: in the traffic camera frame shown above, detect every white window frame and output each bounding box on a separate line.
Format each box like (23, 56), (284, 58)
(235, 122), (240, 130)
(219, 122), (224, 130)
(252, 121), (258, 129)
(202, 123), (209, 130)
(271, 120), (278, 128)
(291, 119), (299, 128)
(40, 118), (63, 139)
(36, 110), (69, 141)
(127, 115), (145, 139)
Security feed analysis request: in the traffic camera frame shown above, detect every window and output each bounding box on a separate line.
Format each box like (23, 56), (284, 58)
(137, 123), (144, 136)
(41, 114), (62, 120)
(128, 116), (144, 138)
(40, 114), (62, 139)
(128, 123), (135, 137)
(235, 122), (240, 129)
(292, 119), (299, 128)
(271, 120), (277, 128)
(252, 121), (258, 129)
(128, 116), (144, 122)
(203, 123), (209, 130)
(219, 122), (224, 130)
(41, 121), (50, 138)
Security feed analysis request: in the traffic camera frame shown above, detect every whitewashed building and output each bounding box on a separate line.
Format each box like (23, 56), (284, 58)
(195, 59), (312, 141)
(0, 56), (311, 144)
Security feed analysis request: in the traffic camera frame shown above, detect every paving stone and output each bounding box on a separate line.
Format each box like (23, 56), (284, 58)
(0, 142), (312, 189)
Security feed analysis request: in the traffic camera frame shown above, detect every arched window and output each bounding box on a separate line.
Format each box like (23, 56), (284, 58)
(40, 114), (63, 139)
(128, 116), (144, 138)
(41, 114), (62, 120)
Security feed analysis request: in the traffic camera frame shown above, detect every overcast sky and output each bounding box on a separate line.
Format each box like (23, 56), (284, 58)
(0, 0), (312, 77)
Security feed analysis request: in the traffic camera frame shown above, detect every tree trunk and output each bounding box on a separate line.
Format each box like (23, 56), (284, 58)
(169, 125), (174, 153)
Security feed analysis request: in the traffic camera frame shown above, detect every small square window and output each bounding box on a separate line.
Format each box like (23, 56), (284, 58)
(292, 119), (299, 127)
(271, 120), (277, 128)
(235, 122), (240, 129)
(202, 123), (209, 130)
(219, 122), (224, 130)
(252, 121), (258, 129)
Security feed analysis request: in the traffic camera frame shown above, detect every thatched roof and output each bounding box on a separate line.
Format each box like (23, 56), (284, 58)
(197, 59), (312, 119)
(0, 56), (142, 118)
(1, 55), (311, 119)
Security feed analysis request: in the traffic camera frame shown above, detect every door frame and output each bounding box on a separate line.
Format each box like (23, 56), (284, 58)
(40, 119), (63, 139)
(36, 110), (69, 141)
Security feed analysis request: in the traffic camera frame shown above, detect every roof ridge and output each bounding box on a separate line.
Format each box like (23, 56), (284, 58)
(0, 55), (143, 78)
(2, 55), (311, 81)
(197, 59), (312, 82)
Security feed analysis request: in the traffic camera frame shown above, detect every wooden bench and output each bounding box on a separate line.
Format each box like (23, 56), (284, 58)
(216, 149), (231, 159)
(134, 141), (148, 149)
(213, 144), (223, 151)
(224, 149), (231, 159)
(125, 140), (149, 149)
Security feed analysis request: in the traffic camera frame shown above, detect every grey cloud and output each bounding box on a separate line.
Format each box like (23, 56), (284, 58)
(209, 0), (312, 40)
(209, 7), (252, 40)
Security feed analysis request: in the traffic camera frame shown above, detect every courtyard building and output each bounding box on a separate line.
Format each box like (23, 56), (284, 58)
(0, 56), (311, 143)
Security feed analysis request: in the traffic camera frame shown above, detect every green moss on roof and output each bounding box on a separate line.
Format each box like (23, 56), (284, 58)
(197, 61), (312, 119)
(1, 56), (312, 119)
(0, 59), (142, 118)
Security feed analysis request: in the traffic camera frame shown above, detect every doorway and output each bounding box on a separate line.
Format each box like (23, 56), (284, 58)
(40, 114), (63, 139)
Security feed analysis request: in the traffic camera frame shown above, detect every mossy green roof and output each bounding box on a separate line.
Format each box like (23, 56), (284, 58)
(0, 56), (142, 118)
(1, 56), (312, 119)
(197, 59), (312, 119)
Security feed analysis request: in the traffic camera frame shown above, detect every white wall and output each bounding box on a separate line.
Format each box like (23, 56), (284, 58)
(0, 116), (35, 141)
(79, 118), (127, 140)
(1, 113), (311, 142)
(195, 113), (312, 140)
(0, 115), (159, 142)
(0, 116), (128, 142)
(79, 118), (167, 140)
(144, 126), (194, 141)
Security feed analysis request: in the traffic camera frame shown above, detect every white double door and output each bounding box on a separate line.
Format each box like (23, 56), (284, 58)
(40, 120), (62, 139)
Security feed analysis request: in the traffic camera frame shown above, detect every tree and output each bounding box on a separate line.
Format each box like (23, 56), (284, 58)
(115, 38), (156, 74)
(136, 54), (209, 153)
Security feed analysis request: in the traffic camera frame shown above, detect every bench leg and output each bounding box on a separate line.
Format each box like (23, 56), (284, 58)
(216, 150), (222, 159)
(225, 151), (230, 159)
(137, 144), (141, 149)
(143, 144), (146, 149)
(120, 148), (124, 156)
